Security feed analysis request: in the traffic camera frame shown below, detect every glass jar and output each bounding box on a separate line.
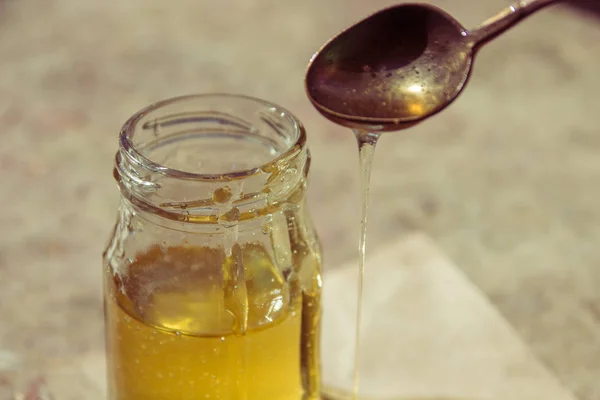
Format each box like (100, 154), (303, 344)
(102, 94), (322, 400)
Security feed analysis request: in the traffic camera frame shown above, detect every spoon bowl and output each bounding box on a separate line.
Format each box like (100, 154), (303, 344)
(306, 4), (472, 131)
(305, 0), (560, 132)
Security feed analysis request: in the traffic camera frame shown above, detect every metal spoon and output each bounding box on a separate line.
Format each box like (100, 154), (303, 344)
(305, 0), (561, 131)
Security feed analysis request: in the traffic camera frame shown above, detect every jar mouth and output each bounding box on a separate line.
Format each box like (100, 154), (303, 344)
(119, 94), (306, 182)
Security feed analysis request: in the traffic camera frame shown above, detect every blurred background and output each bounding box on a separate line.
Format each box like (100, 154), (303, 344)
(0, 0), (599, 398)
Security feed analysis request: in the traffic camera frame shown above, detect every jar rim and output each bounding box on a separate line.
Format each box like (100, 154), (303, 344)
(119, 93), (307, 182)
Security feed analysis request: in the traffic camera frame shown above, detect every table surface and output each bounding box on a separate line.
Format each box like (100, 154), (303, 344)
(1, 0), (600, 398)
(1, 234), (578, 400)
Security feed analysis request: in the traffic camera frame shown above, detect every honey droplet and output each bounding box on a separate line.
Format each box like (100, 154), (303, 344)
(213, 186), (233, 204)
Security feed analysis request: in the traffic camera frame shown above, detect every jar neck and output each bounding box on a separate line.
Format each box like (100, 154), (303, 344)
(113, 95), (310, 224)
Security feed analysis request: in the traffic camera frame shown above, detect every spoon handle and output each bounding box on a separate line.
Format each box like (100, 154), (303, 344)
(468, 0), (563, 47)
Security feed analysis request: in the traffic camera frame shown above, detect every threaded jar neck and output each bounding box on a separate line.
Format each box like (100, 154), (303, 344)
(114, 94), (309, 224)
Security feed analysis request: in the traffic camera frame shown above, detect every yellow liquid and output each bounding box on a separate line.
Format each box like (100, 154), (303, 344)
(105, 245), (320, 400)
